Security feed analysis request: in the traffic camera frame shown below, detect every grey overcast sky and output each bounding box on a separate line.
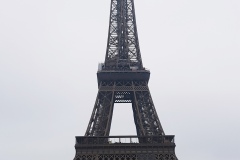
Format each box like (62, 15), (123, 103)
(0, 0), (240, 160)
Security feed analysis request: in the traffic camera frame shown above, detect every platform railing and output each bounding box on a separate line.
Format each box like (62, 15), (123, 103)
(75, 135), (175, 145)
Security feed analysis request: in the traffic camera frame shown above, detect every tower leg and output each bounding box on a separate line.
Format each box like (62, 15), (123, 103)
(132, 81), (165, 136)
(85, 82), (115, 136)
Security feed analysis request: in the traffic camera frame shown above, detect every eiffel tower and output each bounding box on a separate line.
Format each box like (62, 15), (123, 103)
(73, 0), (178, 159)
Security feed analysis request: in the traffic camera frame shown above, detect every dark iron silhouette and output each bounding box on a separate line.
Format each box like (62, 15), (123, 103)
(73, 0), (178, 159)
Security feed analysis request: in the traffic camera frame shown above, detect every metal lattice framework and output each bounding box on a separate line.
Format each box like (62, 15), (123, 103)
(75, 154), (176, 160)
(85, 80), (164, 137)
(104, 0), (142, 70)
(74, 136), (177, 160)
(73, 0), (178, 160)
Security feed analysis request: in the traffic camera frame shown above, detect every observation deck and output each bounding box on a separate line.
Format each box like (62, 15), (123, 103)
(75, 136), (177, 159)
(97, 70), (150, 85)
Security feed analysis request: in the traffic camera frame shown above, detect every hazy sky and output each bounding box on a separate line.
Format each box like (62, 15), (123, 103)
(0, 0), (240, 160)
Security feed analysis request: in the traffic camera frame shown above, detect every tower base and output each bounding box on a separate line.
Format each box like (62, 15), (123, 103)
(74, 136), (178, 160)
